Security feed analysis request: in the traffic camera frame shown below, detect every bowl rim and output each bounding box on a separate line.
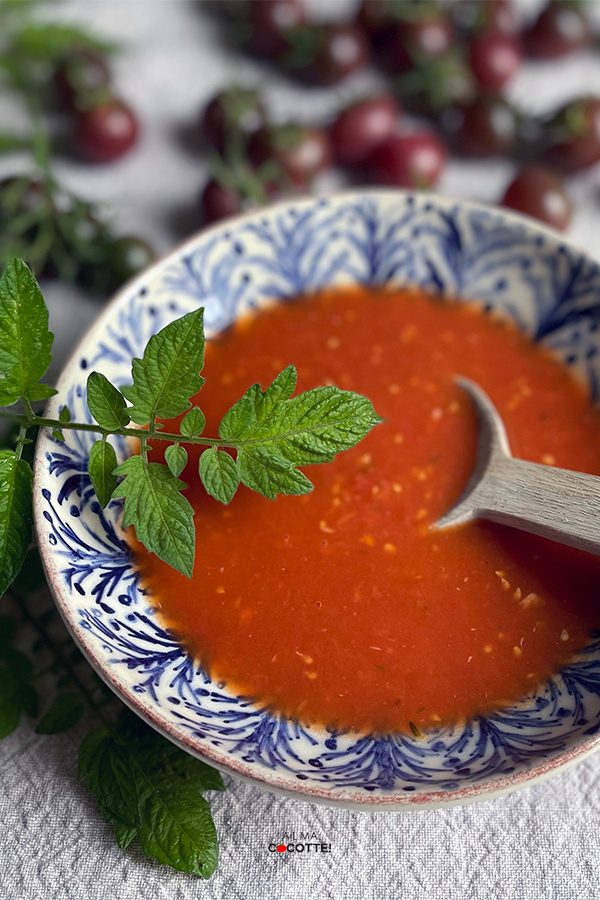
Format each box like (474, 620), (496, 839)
(33, 187), (600, 809)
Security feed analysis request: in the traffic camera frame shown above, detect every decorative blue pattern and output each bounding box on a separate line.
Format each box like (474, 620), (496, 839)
(35, 193), (600, 804)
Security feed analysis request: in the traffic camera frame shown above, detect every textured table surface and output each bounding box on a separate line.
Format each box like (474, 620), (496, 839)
(1, 2), (600, 899)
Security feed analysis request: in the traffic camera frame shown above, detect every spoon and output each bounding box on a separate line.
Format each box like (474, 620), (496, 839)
(435, 377), (600, 556)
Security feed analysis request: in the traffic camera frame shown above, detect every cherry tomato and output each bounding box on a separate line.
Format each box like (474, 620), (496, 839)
(380, 12), (454, 74)
(525, 1), (593, 59)
(448, 94), (518, 157)
(249, 124), (332, 187)
(368, 132), (447, 188)
(201, 87), (265, 154)
(200, 179), (242, 225)
(243, 0), (305, 59)
(106, 235), (155, 285)
(468, 31), (522, 90)
(54, 48), (111, 110)
(502, 165), (572, 231)
(544, 96), (600, 173)
(298, 24), (371, 86)
(330, 95), (400, 167)
(75, 98), (139, 162)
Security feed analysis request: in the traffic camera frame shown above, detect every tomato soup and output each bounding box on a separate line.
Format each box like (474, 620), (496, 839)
(135, 286), (600, 735)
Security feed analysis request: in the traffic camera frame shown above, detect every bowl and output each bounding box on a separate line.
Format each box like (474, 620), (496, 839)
(34, 190), (600, 809)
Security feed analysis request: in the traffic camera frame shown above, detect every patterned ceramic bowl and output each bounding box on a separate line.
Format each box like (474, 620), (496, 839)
(34, 190), (600, 809)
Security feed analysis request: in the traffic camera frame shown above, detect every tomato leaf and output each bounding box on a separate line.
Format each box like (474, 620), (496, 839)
(87, 372), (130, 430)
(165, 443), (188, 478)
(199, 448), (239, 504)
(112, 456), (195, 577)
(180, 406), (205, 438)
(121, 309), (205, 425)
(35, 692), (85, 734)
(0, 258), (54, 405)
(0, 450), (32, 598)
(88, 440), (118, 508)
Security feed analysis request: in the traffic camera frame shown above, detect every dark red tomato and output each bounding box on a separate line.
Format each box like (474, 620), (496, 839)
(368, 132), (447, 188)
(469, 31), (522, 90)
(75, 98), (139, 162)
(450, 94), (517, 157)
(200, 179), (242, 225)
(330, 95), (400, 167)
(380, 12), (454, 74)
(544, 97), (600, 173)
(53, 48), (111, 110)
(201, 87), (265, 154)
(301, 24), (371, 86)
(249, 124), (332, 187)
(502, 165), (572, 231)
(525, 1), (593, 59)
(244, 0), (305, 59)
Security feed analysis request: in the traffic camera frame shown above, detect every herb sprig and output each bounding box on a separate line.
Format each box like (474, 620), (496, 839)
(0, 254), (380, 586)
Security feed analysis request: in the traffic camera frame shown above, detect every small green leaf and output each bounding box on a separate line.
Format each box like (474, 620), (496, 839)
(0, 450), (32, 598)
(51, 429), (64, 442)
(237, 446), (313, 500)
(88, 440), (118, 508)
(27, 383), (58, 402)
(165, 444), (188, 478)
(121, 309), (205, 425)
(0, 258), (54, 405)
(180, 406), (205, 438)
(78, 728), (140, 828)
(113, 456), (195, 577)
(115, 823), (138, 850)
(87, 372), (130, 430)
(136, 780), (218, 878)
(199, 448), (239, 504)
(35, 692), (84, 735)
(12, 22), (116, 60)
(58, 406), (71, 424)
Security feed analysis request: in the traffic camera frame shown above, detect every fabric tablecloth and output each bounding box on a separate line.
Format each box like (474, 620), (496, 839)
(1, 2), (599, 898)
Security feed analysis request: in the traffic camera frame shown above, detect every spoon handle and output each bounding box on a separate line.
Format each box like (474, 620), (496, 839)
(475, 457), (600, 556)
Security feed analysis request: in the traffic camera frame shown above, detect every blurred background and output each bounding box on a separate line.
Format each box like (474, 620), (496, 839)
(0, 0), (599, 377)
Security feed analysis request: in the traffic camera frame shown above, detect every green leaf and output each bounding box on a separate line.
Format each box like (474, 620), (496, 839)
(199, 448), (239, 504)
(0, 662), (35, 737)
(80, 715), (223, 876)
(78, 728), (140, 828)
(26, 383), (57, 402)
(35, 692), (84, 734)
(180, 406), (205, 438)
(12, 22), (115, 61)
(87, 372), (130, 430)
(115, 822), (138, 850)
(0, 133), (31, 154)
(121, 309), (205, 425)
(237, 446), (313, 499)
(112, 456), (195, 577)
(165, 443), (188, 478)
(58, 406), (71, 424)
(88, 440), (118, 508)
(219, 368), (381, 499)
(0, 450), (32, 597)
(0, 258), (54, 405)
(136, 780), (218, 878)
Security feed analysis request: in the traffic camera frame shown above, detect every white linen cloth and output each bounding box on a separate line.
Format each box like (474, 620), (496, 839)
(0, 2), (599, 898)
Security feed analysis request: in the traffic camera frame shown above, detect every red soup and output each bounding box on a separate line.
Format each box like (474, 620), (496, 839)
(133, 285), (600, 735)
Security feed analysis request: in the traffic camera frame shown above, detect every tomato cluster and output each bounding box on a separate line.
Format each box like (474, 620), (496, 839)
(199, 0), (599, 232)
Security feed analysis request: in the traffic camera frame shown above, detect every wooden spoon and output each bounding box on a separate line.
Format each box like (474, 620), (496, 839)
(435, 377), (600, 555)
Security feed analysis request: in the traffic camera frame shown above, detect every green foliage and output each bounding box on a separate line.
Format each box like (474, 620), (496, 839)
(79, 714), (224, 877)
(0, 258), (54, 406)
(35, 692), (84, 734)
(0, 450), (32, 597)
(180, 406), (205, 438)
(87, 373), (130, 430)
(165, 443), (188, 478)
(121, 309), (205, 424)
(88, 440), (118, 508)
(112, 456), (195, 578)
(199, 448), (239, 504)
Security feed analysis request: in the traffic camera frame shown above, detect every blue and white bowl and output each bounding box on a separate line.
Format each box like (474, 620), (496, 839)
(34, 190), (600, 809)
